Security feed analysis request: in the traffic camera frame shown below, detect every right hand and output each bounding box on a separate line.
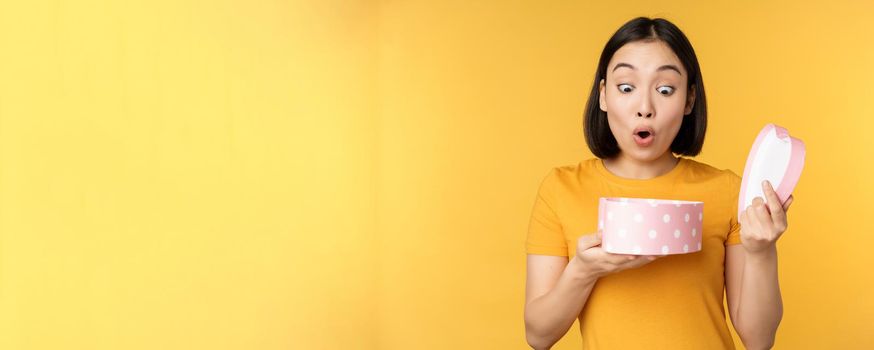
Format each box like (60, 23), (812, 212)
(574, 230), (663, 278)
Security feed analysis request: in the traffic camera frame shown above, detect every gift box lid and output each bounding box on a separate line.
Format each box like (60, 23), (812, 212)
(738, 123), (806, 219)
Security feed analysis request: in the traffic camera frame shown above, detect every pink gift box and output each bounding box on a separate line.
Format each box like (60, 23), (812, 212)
(599, 197), (703, 255)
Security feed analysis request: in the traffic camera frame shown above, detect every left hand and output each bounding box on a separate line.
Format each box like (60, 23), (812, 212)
(738, 180), (794, 255)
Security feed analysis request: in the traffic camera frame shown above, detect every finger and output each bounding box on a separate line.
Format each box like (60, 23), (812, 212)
(751, 196), (764, 207)
(751, 197), (768, 217)
(783, 195), (794, 212)
(602, 251), (638, 265)
(752, 199), (775, 233)
(628, 255), (662, 268)
(577, 232), (602, 251)
(746, 205), (764, 233)
(620, 257), (654, 269)
(762, 180), (786, 222)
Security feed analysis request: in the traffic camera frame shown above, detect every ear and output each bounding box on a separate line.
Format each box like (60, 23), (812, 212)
(599, 79), (607, 112)
(684, 84), (696, 115)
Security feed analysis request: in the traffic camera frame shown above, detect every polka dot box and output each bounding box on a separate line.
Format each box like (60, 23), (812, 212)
(598, 197), (703, 255)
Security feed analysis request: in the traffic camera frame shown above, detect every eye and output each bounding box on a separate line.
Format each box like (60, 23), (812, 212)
(617, 84), (634, 93)
(657, 86), (675, 95)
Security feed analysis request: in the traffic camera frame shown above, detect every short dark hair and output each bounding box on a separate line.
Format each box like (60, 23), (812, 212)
(583, 17), (707, 158)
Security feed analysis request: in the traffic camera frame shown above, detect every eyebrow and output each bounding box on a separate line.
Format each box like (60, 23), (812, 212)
(612, 62), (683, 75)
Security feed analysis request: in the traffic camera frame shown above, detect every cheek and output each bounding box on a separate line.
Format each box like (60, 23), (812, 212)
(604, 99), (628, 135)
(655, 95), (687, 114)
(604, 93), (632, 116)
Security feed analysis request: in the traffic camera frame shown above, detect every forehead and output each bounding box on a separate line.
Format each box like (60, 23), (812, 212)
(608, 40), (685, 74)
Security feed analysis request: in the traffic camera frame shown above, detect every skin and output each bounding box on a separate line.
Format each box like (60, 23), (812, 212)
(598, 39), (696, 179)
(726, 181), (793, 349)
(526, 39), (795, 350)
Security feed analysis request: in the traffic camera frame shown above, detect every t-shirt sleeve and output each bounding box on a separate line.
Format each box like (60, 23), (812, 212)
(525, 168), (569, 256)
(725, 171), (743, 246)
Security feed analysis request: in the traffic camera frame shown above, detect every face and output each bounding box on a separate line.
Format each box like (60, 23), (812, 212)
(599, 40), (696, 162)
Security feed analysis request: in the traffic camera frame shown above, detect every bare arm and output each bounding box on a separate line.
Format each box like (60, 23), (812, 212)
(525, 232), (661, 349)
(524, 255), (598, 350)
(726, 245), (783, 350)
(726, 183), (793, 350)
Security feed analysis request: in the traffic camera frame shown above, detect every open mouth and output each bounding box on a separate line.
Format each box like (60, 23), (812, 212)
(633, 128), (654, 146)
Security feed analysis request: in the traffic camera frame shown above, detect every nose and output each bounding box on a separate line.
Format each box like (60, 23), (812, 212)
(637, 93), (654, 118)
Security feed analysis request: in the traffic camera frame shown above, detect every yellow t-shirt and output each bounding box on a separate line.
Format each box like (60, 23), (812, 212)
(526, 156), (743, 349)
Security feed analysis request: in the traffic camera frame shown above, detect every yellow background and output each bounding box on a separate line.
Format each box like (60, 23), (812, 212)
(0, 0), (871, 349)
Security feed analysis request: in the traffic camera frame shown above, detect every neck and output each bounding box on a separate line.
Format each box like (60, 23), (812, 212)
(602, 152), (680, 180)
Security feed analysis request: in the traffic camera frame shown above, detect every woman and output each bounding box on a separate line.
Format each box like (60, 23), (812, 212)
(523, 17), (794, 350)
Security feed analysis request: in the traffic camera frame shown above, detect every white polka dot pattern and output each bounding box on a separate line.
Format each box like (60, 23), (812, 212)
(597, 197), (704, 255)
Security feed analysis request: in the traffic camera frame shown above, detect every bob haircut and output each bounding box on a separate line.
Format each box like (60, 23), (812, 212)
(583, 17), (707, 159)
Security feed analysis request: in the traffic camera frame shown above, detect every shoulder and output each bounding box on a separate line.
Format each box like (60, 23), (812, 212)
(683, 158), (741, 185)
(553, 157), (602, 177)
(681, 158), (745, 207)
(547, 158), (599, 186)
(534, 159), (596, 197)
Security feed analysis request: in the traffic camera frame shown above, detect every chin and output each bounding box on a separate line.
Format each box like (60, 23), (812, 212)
(626, 147), (670, 161)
